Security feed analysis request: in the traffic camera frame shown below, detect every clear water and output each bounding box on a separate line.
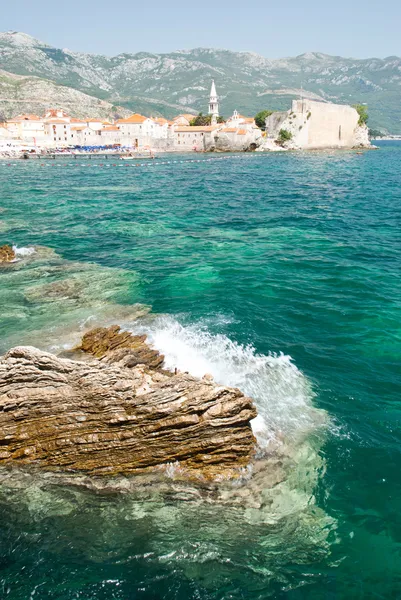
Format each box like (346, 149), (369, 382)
(0, 143), (400, 598)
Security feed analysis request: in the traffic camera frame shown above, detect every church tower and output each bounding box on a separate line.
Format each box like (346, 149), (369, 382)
(208, 80), (219, 124)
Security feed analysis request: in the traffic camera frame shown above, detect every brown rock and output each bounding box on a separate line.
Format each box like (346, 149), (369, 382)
(0, 245), (15, 263)
(78, 325), (165, 371)
(0, 344), (257, 479)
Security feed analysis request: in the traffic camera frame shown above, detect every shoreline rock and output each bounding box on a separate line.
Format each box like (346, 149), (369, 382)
(0, 244), (15, 262)
(0, 328), (257, 480)
(76, 325), (166, 371)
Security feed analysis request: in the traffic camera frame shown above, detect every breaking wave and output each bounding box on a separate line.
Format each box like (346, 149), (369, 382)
(129, 315), (328, 451)
(12, 245), (36, 258)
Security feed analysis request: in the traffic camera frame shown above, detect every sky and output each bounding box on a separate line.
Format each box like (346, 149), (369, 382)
(2, 0), (400, 59)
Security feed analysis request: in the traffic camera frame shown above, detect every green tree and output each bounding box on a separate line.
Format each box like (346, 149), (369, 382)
(190, 113), (225, 126)
(277, 129), (292, 145)
(254, 110), (273, 129)
(190, 113), (211, 126)
(368, 128), (384, 138)
(353, 104), (369, 126)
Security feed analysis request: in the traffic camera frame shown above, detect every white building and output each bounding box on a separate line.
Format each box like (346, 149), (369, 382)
(86, 118), (105, 131)
(5, 114), (46, 143)
(0, 123), (12, 141)
(225, 110), (255, 128)
(174, 125), (220, 151)
(70, 125), (86, 145)
(152, 117), (171, 139)
(44, 119), (71, 146)
(43, 109), (71, 146)
(100, 125), (122, 145)
(116, 114), (158, 146)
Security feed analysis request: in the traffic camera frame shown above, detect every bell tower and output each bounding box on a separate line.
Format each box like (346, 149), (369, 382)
(208, 80), (219, 125)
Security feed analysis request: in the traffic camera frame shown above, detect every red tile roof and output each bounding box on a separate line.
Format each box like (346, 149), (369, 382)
(8, 114), (41, 122)
(117, 113), (147, 124)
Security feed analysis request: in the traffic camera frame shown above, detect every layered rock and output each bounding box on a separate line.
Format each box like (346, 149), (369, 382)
(0, 245), (15, 262)
(77, 325), (165, 371)
(0, 332), (257, 479)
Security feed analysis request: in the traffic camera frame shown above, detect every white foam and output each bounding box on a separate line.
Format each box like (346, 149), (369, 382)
(129, 315), (327, 449)
(12, 245), (36, 257)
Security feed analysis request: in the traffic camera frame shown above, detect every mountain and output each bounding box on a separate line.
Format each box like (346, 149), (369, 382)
(0, 70), (131, 121)
(1, 31), (400, 132)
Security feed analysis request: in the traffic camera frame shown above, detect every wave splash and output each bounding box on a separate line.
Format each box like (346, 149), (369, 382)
(12, 245), (36, 257)
(130, 315), (327, 451)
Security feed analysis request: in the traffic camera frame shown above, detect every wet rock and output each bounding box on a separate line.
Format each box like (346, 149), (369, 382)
(78, 325), (165, 371)
(0, 245), (15, 262)
(0, 343), (257, 480)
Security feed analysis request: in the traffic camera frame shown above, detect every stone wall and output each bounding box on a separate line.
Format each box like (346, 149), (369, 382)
(205, 126), (262, 152)
(264, 99), (370, 149)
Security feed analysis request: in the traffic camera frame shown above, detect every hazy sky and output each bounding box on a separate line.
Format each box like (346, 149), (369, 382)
(2, 0), (400, 59)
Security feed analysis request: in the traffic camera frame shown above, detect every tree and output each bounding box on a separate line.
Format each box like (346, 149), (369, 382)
(190, 113), (211, 126)
(190, 113), (225, 126)
(353, 104), (369, 126)
(254, 110), (273, 129)
(277, 129), (292, 145)
(368, 128), (385, 138)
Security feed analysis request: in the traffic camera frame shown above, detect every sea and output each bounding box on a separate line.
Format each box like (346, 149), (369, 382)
(0, 142), (400, 599)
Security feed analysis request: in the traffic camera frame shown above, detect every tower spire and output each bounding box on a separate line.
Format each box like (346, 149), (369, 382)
(208, 80), (219, 124)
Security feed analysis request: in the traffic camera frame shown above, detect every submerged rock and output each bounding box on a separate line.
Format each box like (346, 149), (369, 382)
(0, 245), (15, 262)
(0, 334), (257, 480)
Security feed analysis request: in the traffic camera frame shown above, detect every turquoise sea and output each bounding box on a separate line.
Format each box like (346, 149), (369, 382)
(0, 142), (400, 599)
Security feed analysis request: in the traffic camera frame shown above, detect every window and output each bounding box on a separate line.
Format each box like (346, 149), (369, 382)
(54, 136), (56, 141)
(59, 137), (61, 140)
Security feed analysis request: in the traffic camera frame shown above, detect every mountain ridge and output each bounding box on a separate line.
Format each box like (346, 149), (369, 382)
(0, 69), (131, 121)
(1, 31), (400, 132)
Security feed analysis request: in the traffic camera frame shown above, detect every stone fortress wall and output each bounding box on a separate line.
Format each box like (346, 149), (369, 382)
(265, 99), (370, 149)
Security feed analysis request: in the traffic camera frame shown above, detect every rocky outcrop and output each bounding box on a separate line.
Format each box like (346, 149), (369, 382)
(352, 123), (370, 147)
(0, 333), (257, 479)
(0, 245), (15, 262)
(77, 325), (165, 371)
